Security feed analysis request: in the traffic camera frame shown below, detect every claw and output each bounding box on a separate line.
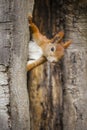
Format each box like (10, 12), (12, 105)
(28, 14), (32, 24)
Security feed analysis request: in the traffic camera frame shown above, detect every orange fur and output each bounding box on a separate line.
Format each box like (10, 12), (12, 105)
(27, 57), (46, 71)
(27, 15), (72, 71)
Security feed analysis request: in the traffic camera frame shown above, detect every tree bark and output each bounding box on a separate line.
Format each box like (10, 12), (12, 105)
(0, 0), (34, 130)
(62, 1), (87, 130)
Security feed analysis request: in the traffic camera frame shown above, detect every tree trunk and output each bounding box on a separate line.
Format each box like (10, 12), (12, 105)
(63, 1), (87, 130)
(0, 0), (34, 130)
(28, 0), (87, 130)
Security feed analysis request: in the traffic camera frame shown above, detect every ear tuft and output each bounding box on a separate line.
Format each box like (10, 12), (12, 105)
(63, 40), (72, 49)
(57, 31), (64, 38)
(51, 31), (64, 44)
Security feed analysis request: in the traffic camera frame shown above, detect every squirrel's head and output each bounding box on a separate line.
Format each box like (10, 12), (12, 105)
(43, 40), (72, 63)
(28, 15), (72, 63)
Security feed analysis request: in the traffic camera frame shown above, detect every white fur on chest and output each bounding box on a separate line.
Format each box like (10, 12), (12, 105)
(28, 41), (43, 60)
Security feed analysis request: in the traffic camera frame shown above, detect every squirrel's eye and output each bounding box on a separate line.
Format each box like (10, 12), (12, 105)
(51, 47), (55, 52)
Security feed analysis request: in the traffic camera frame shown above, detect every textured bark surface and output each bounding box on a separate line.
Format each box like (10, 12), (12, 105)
(0, 0), (34, 130)
(10, 1), (32, 130)
(28, 0), (87, 130)
(63, 1), (87, 130)
(0, 1), (13, 129)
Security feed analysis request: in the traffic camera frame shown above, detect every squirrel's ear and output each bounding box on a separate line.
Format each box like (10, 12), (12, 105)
(51, 31), (64, 44)
(62, 40), (72, 49)
(57, 31), (64, 40)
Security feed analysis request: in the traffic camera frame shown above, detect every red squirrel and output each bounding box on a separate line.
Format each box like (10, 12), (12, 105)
(27, 15), (72, 71)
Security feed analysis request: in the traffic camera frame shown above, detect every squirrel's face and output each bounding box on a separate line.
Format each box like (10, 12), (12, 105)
(43, 43), (64, 63)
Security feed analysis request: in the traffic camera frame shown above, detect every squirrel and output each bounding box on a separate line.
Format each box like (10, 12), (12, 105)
(27, 15), (72, 71)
